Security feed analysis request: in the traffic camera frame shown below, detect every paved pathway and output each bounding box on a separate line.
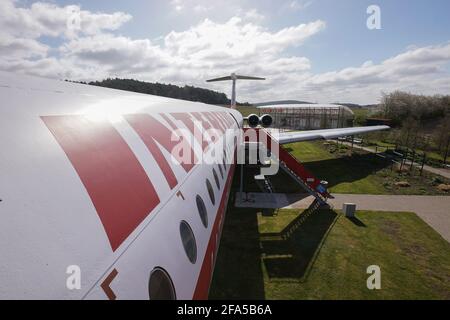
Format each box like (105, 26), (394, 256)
(235, 192), (450, 242)
(340, 141), (450, 179)
(287, 193), (450, 243)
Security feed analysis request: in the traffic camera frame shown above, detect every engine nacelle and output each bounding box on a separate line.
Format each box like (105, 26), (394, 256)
(247, 114), (260, 128)
(260, 114), (273, 128)
(246, 114), (273, 128)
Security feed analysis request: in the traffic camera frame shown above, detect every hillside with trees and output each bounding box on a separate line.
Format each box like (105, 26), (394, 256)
(88, 78), (231, 105)
(380, 91), (450, 126)
(365, 91), (450, 166)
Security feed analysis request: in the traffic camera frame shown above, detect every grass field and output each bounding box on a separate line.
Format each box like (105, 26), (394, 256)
(364, 139), (445, 162)
(236, 105), (259, 117)
(283, 141), (450, 195)
(209, 207), (450, 299)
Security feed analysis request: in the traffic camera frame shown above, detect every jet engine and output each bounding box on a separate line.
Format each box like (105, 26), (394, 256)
(246, 114), (273, 128)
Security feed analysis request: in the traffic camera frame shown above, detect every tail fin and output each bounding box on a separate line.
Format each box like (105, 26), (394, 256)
(206, 73), (265, 109)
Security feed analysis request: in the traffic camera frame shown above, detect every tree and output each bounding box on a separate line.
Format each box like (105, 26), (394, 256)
(88, 78), (232, 105)
(433, 115), (450, 165)
(380, 91), (450, 126)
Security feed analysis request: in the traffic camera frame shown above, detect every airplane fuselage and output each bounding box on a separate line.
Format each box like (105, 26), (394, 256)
(0, 71), (242, 299)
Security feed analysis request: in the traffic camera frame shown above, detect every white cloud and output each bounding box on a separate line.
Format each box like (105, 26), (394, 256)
(0, 1), (449, 104)
(164, 18), (325, 59)
(0, 35), (49, 58)
(300, 43), (450, 103)
(289, 0), (314, 11)
(0, 0), (131, 39)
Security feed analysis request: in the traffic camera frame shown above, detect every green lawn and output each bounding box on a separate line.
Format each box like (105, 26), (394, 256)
(209, 208), (450, 300)
(236, 105), (259, 117)
(282, 141), (450, 195)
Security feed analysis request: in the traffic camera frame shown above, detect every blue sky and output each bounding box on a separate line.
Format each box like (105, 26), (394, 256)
(2, 0), (450, 103)
(40, 0), (450, 72)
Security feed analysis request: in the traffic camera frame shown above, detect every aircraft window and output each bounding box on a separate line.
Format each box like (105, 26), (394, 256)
(180, 221), (197, 264)
(196, 195), (208, 228)
(206, 179), (215, 205)
(218, 163), (224, 179)
(213, 168), (220, 189)
(148, 267), (176, 300)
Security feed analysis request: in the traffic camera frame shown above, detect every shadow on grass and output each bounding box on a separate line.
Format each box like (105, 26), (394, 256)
(242, 152), (391, 194)
(347, 216), (367, 227)
(260, 208), (338, 280)
(209, 169), (266, 300)
(302, 153), (390, 189)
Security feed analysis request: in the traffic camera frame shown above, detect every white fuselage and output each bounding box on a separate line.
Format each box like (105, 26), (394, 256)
(0, 71), (242, 299)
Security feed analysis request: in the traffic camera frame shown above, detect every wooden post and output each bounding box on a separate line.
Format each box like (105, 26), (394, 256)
(420, 153), (426, 176)
(444, 135), (450, 166)
(351, 135), (354, 153)
(410, 149), (416, 173)
(400, 150), (407, 172)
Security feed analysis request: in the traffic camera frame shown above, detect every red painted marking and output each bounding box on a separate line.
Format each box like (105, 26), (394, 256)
(193, 150), (236, 300)
(42, 115), (160, 251)
(125, 114), (196, 189)
(213, 112), (230, 130)
(171, 112), (209, 151)
(191, 112), (212, 131)
(176, 191), (185, 200)
(160, 113), (177, 131)
(101, 269), (118, 300)
(204, 112), (225, 134)
(225, 112), (234, 127)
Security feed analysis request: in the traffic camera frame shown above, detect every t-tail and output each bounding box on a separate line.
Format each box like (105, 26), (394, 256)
(206, 73), (265, 109)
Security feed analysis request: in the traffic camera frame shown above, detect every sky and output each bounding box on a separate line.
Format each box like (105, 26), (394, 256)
(1, 0), (449, 104)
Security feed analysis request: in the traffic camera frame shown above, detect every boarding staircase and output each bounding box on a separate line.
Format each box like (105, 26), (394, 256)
(254, 174), (275, 194)
(244, 128), (332, 206)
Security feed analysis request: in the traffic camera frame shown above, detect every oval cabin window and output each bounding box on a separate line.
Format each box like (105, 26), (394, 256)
(179, 220), (197, 264)
(148, 267), (176, 300)
(218, 163), (224, 179)
(196, 195), (208, 228)
(206, 179), (215, 205)
(212, 168), (220, 189)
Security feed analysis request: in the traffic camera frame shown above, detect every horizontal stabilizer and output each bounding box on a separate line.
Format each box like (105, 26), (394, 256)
(206, 74), (265, 82)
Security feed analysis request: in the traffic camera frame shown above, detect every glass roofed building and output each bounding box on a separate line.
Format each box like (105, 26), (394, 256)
(256, 103), (355, 130)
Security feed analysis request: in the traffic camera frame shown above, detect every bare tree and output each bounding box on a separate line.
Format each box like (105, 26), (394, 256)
(433, 115), (450, 165)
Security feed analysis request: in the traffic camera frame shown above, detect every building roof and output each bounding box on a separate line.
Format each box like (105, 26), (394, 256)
(257, 104), (354, 115)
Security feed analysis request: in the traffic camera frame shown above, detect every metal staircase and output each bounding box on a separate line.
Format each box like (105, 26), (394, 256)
(278, 147), (331, 206)
(245, 128), (332, 206)
(254, 174), (275, 193)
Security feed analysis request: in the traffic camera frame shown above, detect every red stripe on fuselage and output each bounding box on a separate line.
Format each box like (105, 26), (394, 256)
(41, 115), (160, 251)
(125, 114), (197, 189)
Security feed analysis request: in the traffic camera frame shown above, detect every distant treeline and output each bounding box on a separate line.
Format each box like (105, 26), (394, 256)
(83, 78), (233, 105)
(380, 91), (450, 125)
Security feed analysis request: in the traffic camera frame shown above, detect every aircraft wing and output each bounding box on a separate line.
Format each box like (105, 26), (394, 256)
(276, 125), (390, 144)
